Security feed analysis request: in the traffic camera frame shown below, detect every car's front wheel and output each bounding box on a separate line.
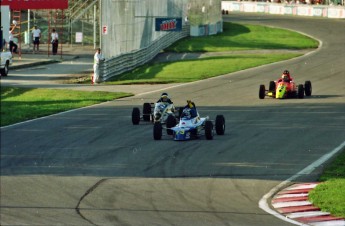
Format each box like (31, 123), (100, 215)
(215, 115), (225, 135)
(269, 81), (275, 92)
(259, 85), (266, 99)
(153, 122), (162, 140)
(205, 121), (213, 140)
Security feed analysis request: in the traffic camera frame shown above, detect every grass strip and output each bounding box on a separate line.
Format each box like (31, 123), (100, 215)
(309, 150), (345, 218)
(106, 53), (302, 85)
(166, 22), (318, 52)
(0, 87), (132, 127)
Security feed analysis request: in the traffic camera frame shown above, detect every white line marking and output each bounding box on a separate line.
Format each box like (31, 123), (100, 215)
(272, 201), (312, 208)
(259, 141), (345, 226)
(276, 194), (308, 198)
(287, 183), (319, 190)
(287, 211), (331, 219)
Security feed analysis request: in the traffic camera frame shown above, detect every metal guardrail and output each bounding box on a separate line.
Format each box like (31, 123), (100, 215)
(99, 25), (190, 81)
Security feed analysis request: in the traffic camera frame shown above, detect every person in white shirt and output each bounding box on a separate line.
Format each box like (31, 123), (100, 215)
(93, 48), (105, 84)
(51, 28), (59, 55)
(32, 25), (41, 53)
(9, 24), (18, 53)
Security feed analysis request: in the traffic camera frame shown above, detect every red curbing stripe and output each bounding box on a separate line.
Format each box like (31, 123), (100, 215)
(277, 205), (320, 214)
(295, 215), (344, 223)
(278, 188), (312, 195)
(272, 196), (308, 203)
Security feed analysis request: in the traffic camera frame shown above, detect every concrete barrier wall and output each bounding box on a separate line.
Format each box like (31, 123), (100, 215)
(100, 0), (223, 80)
(222, 1), (345, 18)
(99, 25), (189, 81)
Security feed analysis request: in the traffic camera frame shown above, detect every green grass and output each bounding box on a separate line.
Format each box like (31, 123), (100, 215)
(0, 87), (132, 126)
(309, 150), (345, 218)
(106, 53), (302, 84)
(166, 22), (318, 52)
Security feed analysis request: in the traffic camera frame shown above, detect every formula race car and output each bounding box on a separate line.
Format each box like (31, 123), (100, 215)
(153, 110), (225, 141)
(132, 103), (180, 133)
(259, 79), (312, 99)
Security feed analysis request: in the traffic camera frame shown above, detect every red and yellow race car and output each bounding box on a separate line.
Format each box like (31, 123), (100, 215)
(259, 71), (312, 99)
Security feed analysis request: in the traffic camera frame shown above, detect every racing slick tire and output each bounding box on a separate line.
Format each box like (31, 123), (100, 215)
(132, 107), (140, 125)
(143, 103), (152, 121)
(166, 114), (176, 135)
(259, 85), (266, 99)
(215, 115), (225, 135)
(205, 121), (214, 140)
(304, 81), (312, 96)
(269, 81), (275, 92)
(298, 84), (304, 99)
(153, 122), (163, 140)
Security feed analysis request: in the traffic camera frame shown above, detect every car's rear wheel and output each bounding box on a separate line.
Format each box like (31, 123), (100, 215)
(166, 115), (176, 135)
(259, 85), (266, 99)
(132, 107), (140, 125)
(304, 81), (312, 96)
(215, 115), (225, 135)
(153, 122), (162, 140)
(298, 84), (304, 99)
(205, 121), (213, 140)
(143, 103), (151, 121)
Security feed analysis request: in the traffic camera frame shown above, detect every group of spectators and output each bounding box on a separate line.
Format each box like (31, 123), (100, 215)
(8, 24), (59, 55)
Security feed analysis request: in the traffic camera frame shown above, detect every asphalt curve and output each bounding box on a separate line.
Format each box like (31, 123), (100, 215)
(1, 13), (344, 226)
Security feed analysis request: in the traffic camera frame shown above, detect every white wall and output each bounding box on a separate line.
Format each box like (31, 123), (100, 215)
(222, 1), (345, 18)
(1, 5), (11, 50)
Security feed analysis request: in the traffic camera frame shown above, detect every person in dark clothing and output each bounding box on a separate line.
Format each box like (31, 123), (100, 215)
(9, 25), (18, 53)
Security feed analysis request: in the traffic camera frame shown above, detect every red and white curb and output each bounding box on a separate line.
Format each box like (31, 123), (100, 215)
(272, 183), (345, 226)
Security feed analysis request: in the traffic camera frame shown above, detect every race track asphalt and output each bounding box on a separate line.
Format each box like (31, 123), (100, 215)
(1, 13), (344, 226)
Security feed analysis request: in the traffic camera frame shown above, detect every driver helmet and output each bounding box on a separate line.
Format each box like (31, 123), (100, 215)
(282, 74), (290, 82)
(186, 100), (194, 108)
(282, 70), (290, 76)
(182, 108), (191, 119)
(161, 92), (169, 102)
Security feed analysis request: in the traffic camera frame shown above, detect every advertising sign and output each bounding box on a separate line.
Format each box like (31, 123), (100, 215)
(155, 18), (182, 32)
(1, 0), (68, 9)
(75, 32), (83, 43)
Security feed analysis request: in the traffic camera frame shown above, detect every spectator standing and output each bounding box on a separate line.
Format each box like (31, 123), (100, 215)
(93, 48), (104, 84)
(51, 28), (59, 55)
(9, 24), (18, 53)
(32, 25), (41, 53)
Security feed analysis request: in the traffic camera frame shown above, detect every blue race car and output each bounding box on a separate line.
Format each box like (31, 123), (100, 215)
(153, 108), (225, 140)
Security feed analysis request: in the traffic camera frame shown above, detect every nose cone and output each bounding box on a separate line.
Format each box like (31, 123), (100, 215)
(174, 129), (191, 141)
(276, 84), (286, 99)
